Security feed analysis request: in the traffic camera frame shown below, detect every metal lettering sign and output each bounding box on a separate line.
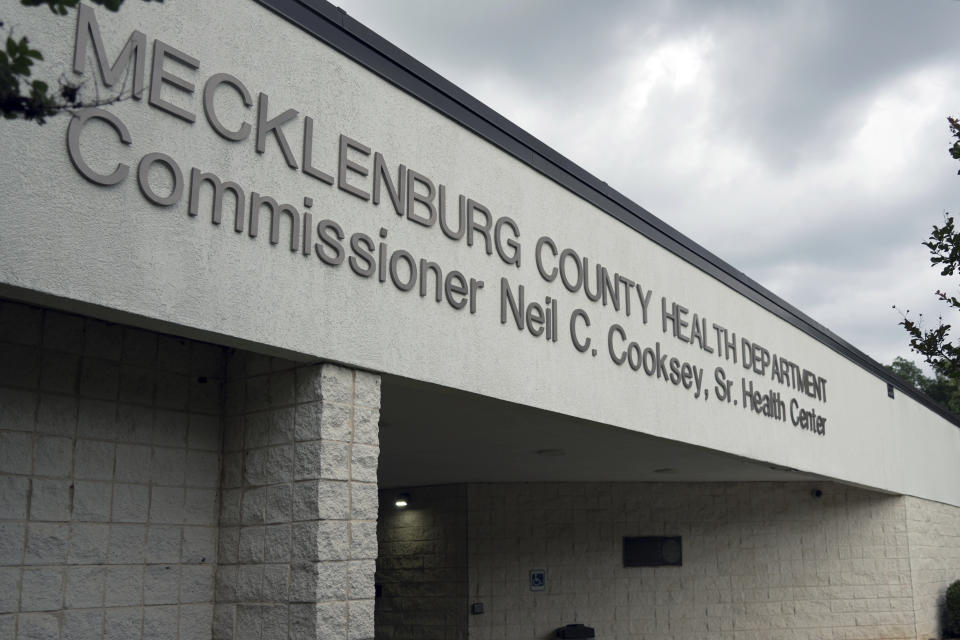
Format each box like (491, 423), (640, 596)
(63, 5), (831, 438)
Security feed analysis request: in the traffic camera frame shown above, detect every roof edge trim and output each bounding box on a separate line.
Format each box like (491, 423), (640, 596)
(253, 0), (960, 428)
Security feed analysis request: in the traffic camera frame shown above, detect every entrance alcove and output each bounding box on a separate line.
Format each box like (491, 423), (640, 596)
(373, 378), (935, 640)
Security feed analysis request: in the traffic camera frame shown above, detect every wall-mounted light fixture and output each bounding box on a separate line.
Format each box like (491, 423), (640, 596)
(394, 493), (410, 508)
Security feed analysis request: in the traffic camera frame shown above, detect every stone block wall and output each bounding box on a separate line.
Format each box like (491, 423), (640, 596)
(0, 299), (382, 640)
(0, 300), (224, 639)
(215, 357), (380, 640)
(374, 484), (960, 640)
(906, 496), (960, 639)
(465, 482), (924, 640)
(375, 484), (468, 640)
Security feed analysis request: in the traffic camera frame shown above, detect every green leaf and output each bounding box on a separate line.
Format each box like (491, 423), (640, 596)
(92, 0), (125, 11)
(20, 0), (80, 15)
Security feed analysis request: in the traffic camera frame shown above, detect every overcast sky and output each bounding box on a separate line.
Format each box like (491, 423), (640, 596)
(335, 0), (960, 369)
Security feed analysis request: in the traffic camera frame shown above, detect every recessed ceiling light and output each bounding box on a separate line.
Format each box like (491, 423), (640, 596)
(394, 493), (410, 508)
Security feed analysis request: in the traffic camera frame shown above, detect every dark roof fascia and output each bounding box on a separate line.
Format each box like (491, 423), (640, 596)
(253, 0), (960, 428)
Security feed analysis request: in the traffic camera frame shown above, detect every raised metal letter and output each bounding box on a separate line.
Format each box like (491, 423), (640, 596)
(66, 107), (132, 186)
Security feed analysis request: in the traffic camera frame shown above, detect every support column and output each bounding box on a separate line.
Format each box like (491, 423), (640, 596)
(215, 358), (380, 640)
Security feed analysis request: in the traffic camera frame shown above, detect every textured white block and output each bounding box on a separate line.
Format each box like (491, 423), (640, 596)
(104, 566), (143, 607)
(24, 523), (69, 565)
(0, 476), (29, 520)
(65, 566), (106, 609)
(115, 444), (152, 483)
(74, 439), (115, 480)
(29, 479), (72, 521)
(0, 432), (33, 474)
(112, 483), (150, 523)
(17, 612), (61, 640)
(72, 481), (112, 522)
(32, 436), (73, 477)
(20, 567), (64, 612)
(62, 609), (105, 640)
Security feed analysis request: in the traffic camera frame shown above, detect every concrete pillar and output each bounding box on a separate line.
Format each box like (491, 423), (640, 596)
(215, 359), (380, 640)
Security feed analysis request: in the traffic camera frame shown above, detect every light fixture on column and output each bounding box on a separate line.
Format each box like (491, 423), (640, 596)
(394, 493), (410, 508)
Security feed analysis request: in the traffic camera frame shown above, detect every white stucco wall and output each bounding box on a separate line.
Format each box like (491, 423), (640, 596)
(1, 0), (958, 505)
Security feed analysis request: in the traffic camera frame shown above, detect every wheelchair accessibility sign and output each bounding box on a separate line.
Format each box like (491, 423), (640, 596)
(529, 569), (546, 591)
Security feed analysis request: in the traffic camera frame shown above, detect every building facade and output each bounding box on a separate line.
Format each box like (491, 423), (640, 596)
(0, 1), (958, 639)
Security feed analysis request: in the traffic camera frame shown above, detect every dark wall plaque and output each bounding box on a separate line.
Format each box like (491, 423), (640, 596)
(623, 536), (682, 567)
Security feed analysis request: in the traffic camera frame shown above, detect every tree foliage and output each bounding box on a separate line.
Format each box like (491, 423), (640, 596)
(946, 579), (960, 638)
(898, 117), (960, 383)
(885, 357), (960, 414)
(1, 0), (161, 124)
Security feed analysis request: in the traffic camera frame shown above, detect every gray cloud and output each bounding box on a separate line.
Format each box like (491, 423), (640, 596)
(336, 0), (960, 367)
(703, 1), (958, 171)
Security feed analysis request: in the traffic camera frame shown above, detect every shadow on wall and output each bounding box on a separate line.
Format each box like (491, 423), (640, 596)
(375, 484), (468, 640)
